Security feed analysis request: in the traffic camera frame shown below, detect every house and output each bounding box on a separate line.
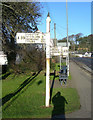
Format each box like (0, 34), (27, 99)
(0, 51), (8, 65)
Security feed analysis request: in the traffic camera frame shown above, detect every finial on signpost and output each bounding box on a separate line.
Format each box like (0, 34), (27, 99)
(47, 12), (50, 17)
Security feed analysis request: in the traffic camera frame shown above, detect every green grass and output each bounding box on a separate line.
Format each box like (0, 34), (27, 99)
(2, 73), (31, 98)
(2, 63), (80, 118)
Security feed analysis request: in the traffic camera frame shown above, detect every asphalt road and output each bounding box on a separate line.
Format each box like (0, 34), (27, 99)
(72, 57), (93, 70)
(66, 61), (91, 118)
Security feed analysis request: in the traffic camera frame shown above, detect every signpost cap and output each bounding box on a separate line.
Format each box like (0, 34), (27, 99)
(47, 12), (50, 17)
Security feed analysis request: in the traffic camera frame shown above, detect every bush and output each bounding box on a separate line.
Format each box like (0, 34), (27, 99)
(10, 47), (46, 74)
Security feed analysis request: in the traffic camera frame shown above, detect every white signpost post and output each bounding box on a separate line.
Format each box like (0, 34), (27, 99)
(45, 13), (51, 107)
(16, 13), (51, 107)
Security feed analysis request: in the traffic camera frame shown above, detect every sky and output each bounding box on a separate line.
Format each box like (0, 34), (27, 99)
(37, 2), (91, 40)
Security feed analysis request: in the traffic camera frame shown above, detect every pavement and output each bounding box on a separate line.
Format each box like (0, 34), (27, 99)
(53, 61), (91, 119)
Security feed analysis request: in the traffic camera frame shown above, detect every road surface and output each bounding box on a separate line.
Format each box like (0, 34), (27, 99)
(72, 57), (93, 70)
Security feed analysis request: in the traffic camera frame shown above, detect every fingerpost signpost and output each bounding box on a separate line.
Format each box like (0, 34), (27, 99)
(16, 13), (51, 107)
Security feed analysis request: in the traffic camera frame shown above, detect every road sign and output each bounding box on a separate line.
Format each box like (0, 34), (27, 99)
(50, 46), (62, 56)
(50, 46), (68, 57)
(16, 32), (46, 44)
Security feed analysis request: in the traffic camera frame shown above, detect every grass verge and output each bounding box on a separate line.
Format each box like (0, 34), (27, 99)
(2, 63), (80, 118)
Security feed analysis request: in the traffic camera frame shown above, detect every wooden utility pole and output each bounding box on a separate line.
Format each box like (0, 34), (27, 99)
(54, 23), (57, 46)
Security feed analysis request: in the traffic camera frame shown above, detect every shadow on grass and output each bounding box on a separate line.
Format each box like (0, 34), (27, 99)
(49, 70), (68, 119)
(0, 72), (11, 80)
(1, 70), (41, 108)
(51, 92), (68, 120)
(50, 70), (60, 104)
(37, 80), (43, 85)
(2, 72), (11, 80)
(50, 70), (56, 104)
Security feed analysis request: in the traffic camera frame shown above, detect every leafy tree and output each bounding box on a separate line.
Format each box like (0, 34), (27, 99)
(58, 33), (92, 52)
(87, 34), (93, 52)
(2, 2), (43, 73)
(58, 37), (67, 43)
(68, 34), (75, 51)
(15, 45), (45, 74)
(76, 34), (92, 52)
(75, 33), (83, 45)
